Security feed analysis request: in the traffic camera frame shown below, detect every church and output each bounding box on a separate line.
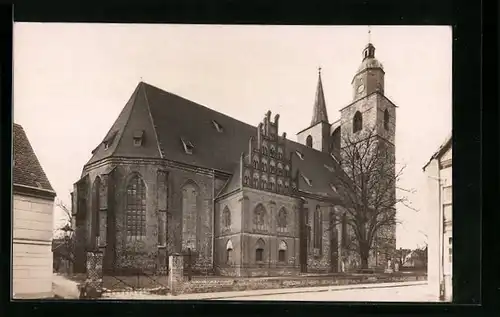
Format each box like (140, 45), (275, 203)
(71, 41), (397, 277)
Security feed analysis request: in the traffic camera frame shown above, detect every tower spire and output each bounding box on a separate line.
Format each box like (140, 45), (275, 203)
(310, 67), (329, 126)
(368, 25), (372, 43)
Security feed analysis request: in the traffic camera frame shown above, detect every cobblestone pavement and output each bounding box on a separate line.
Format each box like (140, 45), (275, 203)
(100, 281), (441, 302)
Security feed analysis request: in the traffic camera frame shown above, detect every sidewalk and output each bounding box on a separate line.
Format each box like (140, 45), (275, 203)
(52, 274), (81, 299)
(101, 280), (428, 300)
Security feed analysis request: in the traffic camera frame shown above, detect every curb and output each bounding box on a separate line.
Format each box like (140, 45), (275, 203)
(187, 281), (428, 300)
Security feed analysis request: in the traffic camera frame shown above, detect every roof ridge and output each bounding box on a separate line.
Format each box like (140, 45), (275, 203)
(110, 82), (143, 158)
(141, 83), (164, 159)
(142, 82), (259, 131)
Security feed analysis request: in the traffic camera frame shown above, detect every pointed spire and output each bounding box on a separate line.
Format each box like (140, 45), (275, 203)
(310, 67), (329, 126)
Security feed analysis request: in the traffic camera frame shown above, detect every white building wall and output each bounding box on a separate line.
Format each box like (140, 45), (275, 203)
(12, 194), (54, 299)
(424, 145), (452, 302)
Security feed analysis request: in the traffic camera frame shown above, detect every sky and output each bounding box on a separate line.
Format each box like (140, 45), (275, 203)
(13, 24), (452, 249)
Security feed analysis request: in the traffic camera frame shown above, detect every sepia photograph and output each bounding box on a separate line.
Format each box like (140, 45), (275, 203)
(12, 24), (452, 302)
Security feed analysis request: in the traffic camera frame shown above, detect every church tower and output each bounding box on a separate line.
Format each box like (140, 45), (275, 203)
(297, 68), (331, 152)
(339, 40), (397, 265)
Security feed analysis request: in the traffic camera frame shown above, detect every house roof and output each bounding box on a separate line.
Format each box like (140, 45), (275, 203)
(13, 124), (55, 193)
(422, 133), (452, 170)
(85, 82), (348, 200)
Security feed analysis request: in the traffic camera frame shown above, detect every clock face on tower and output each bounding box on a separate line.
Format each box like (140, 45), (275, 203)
(357, 84), (365, 94)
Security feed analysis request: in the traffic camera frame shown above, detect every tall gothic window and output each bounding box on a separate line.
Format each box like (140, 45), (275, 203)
(341, 213), (347, 247)
(313, 205), (322, 253)
(277, 208), (287, 233)
(253, 155), (259, 169)
(384, 109), (390, 130)
(306, 135), (313, 147)
(278, 240), (287, 262)
(125, 174), (147, 242)
(91, 177), (101, 249)
(253, 204), (266, 231)
(226, 240), (233, 264)
(182, 182), (199, 250)
(353, 111), (363, 133)
(253, 173), (259, 188)
(255, 239), (265, 262)
(222, 206), (231, 229)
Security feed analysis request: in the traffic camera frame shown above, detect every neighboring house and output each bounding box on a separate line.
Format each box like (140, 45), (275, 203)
(423, 134), (452, 301)
(402, 248), (427, 269)
(72, 41), (397, 276)
(12, 123), (56, 299)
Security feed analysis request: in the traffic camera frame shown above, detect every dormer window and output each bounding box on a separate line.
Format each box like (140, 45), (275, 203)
(330, 152), (341, 165)
(324, 164), (335, 172)
(212, 120), (224, 133)
(181, 138), (195, 155)
(301, 174), (313, 187)
(103, 131), (118, 150)
(133, 130), (144, 147)
(330, 184), (338, 193)
(295, 151), (304, 160)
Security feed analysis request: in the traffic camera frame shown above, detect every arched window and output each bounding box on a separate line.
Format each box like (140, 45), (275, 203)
(284, 181), (289, 190)
(341, 213), (347, 248)
(306, 135), (313, 147)
(330, 127), (341, 153)
(277, 179), (283, 193)
(270, 160), (276, 174)
(353, 111), (363, 133)
(277, 208), (287, 233)
(226, 240), (233, 264)
(261, 174), (268, 190)
(384, 109), (390, 130)
(277, 163), (283, 176)
(278, 241), (287, 262)
(253, 173), (259, 188)
(182, 182), (199, 250)
(270, 145), (276, 157)
(277, 147), (284, 159)
(262, 158), (268, 172)
(285, 165), (290, 177)
(313, 205), (322, 253)
(91, 177), (101, 249)
(253, 204), (266, 231)
(253, 155), (259, 169)
(270, 177), (276, 191)
(125, 174), (147, 242)
(244, 170), (251, 185)
(262, 145), (268, 155)
(256, 239), (265, 262)
(222, 206), (231, 228)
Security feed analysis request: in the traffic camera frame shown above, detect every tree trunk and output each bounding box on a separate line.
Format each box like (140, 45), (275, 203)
(360, 244), (370, 269)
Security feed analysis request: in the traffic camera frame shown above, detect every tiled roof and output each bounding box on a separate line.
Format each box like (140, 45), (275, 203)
(13, 124), (55, 192)
(85, 82), (348, 200)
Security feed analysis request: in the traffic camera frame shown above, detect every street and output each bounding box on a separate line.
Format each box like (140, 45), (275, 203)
(101, 281), (441, 302)
(216, 283), (439, 302)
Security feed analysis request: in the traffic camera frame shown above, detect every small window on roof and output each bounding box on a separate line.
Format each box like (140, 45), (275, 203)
(133, 130), (144, 147)
(301, 174), (312, 187)
(295, 150), (304, 160)
(324, 164), (335, 172)
(181, 138), (195, 155)
(330, 184), (338, 193)
(212, 120), (224, 133)
(103, 131), (118, 150)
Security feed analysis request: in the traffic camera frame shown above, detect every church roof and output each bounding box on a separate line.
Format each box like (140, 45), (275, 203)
(310, 70), (329, 126)
(85, 82), (347, 201)
(13, 123), (56, 194)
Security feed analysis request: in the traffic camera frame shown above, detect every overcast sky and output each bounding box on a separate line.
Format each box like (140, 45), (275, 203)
(13, 24), (451, 249)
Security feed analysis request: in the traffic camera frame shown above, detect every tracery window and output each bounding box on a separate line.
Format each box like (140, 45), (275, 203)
(253, 155), (259, 169)
(125, 175), (147, 241)
(253, 173), (259, 188)
(313, 205), (322, 253)
(253, 204), (266, 231)
(353, 111), (363, 133)
(277, 208), (287, 233)
(270, 160), (276, 174)
(222, 206), (231, 228)
(255, 239), (265, 262)
(278, 241), (287, 262)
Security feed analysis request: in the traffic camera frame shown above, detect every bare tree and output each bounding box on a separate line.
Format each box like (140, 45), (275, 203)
(329, 127), (417, 269)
